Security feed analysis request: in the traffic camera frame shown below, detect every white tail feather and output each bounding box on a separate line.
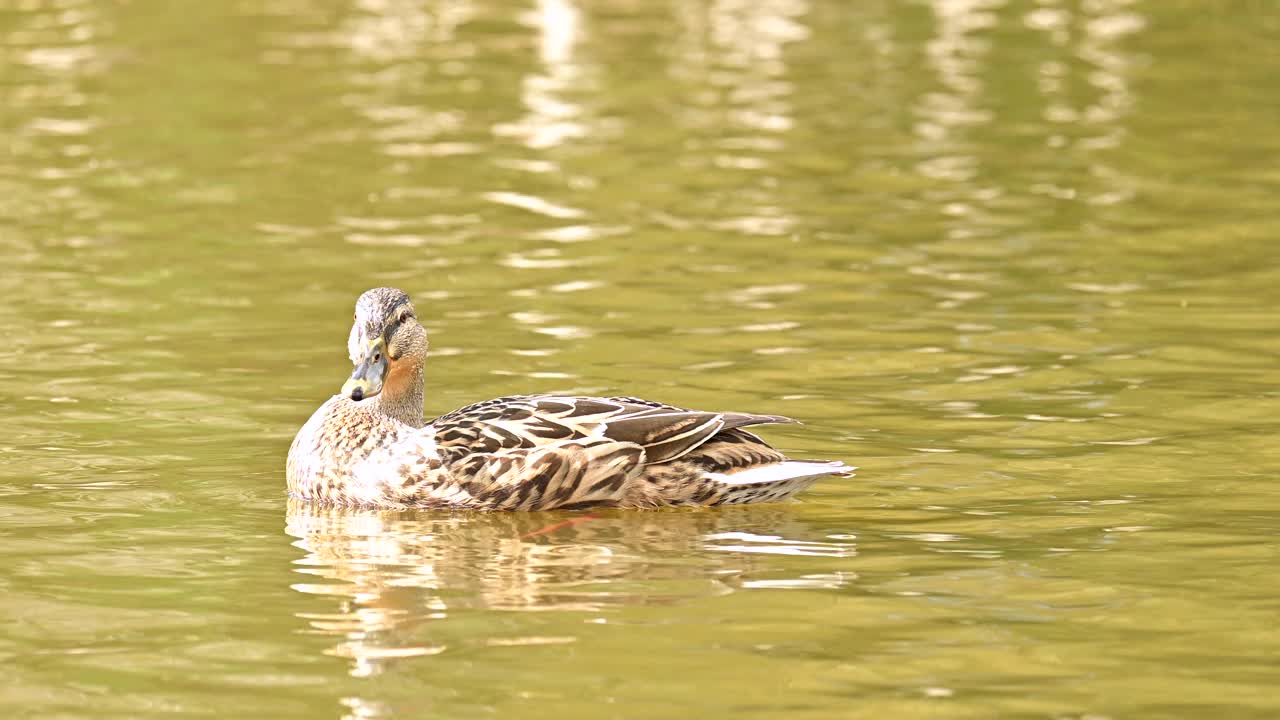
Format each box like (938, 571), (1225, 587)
(707, 460), (854, 486)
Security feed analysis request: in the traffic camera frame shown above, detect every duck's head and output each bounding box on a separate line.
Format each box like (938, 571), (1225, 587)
(341, 287), (428, 405)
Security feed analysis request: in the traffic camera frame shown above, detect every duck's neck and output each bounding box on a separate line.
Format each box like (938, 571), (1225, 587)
(376, 364), (425, 428)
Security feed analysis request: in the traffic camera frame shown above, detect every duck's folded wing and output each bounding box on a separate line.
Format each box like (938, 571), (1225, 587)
(421, 438), (643, 510)
(433, 395), (795, 465)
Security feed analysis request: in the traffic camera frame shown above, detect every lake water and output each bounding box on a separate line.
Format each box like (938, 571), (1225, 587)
(3, 1), (1279, 717)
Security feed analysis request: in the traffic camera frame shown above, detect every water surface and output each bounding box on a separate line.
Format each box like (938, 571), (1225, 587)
(2, 1), (1279, 718)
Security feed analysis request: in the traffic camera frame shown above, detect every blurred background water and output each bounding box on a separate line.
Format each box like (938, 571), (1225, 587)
(2, 0), (1279, 717)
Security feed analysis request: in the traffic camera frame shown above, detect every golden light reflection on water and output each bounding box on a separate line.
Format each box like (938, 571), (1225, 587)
(2, 0), (109, 233)
(286, 500), (854, 678)
(492, 0), (589, 149)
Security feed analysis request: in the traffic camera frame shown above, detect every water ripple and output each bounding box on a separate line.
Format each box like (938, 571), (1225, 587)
(484, 191), (586, 219)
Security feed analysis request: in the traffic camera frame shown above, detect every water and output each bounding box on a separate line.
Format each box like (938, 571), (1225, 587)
(2, 0), (1279, 717)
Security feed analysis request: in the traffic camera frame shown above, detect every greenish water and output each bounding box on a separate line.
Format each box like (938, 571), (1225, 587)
(3, 0), (1279, 717)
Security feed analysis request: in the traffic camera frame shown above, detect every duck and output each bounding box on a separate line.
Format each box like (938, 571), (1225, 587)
(287, 287), (853, 510)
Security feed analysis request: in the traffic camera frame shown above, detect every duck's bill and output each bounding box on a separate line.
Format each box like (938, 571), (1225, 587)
(341, 339), (388, 401)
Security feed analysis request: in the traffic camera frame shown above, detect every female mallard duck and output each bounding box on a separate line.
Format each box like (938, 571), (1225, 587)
(287, 288), (852, 510)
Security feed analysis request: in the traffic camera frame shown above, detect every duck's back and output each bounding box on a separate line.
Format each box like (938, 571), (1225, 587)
(425, 395), (851, 509)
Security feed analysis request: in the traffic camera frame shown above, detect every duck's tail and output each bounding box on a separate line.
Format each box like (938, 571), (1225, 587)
(709, 460), (854, 505)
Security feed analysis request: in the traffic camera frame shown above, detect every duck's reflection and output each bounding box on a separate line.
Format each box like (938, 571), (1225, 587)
(286, 499), (854, 676)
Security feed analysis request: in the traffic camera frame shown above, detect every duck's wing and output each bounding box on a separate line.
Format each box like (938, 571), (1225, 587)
(430, 395), (796, 465)
(432, 438), (644, 510)
(363, 432), (645, 510)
